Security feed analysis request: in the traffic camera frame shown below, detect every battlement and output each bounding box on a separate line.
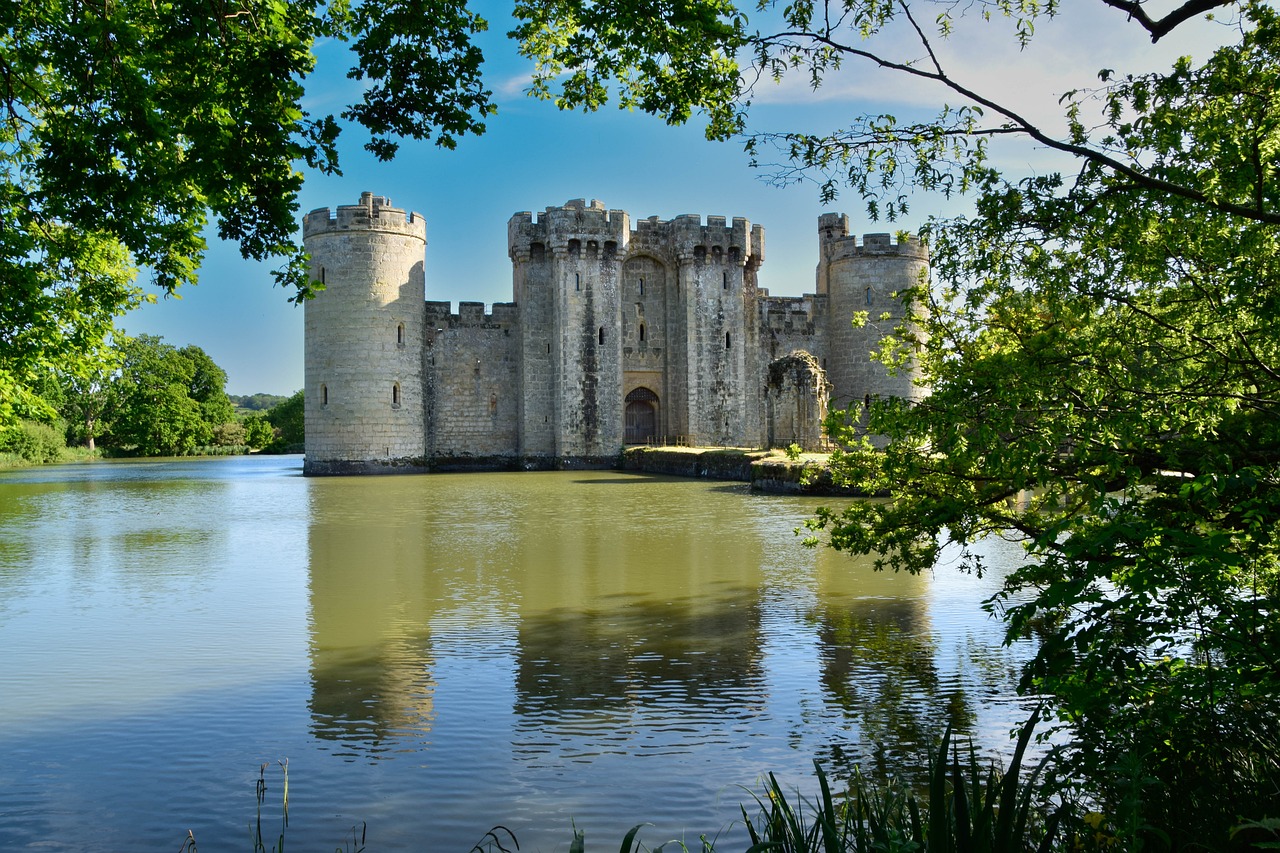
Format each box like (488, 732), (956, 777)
(425, 300), (520, 329)
(818, 214), (927, 261)
(508, 199), (629, 258)
(634, 212), (765, 266)
(509, 202), (766, 266)
(762, 293), (826, 332)
(304, 192), (426, 241)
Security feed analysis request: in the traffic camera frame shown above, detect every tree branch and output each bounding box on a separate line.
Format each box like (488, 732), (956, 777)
(753, 21), (1280, 225)
(1098, 0), (1235, 42)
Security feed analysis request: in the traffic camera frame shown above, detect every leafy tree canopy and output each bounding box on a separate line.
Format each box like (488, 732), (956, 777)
(678, 0), (1279, 843)
(0, 0), (746, 426)
(107, 334), (236, 455)
(241, 413), (278, 450)
(263, 390), (304, 451)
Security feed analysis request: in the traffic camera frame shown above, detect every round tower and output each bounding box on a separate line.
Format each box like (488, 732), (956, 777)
(818, 216), (929, 413)
(303, 192), (427, 474)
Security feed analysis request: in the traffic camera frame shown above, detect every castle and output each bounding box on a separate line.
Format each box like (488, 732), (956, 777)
(302, 193), (927, 475)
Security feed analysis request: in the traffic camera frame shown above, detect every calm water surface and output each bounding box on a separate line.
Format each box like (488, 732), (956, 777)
(0, 455), (1035, 852)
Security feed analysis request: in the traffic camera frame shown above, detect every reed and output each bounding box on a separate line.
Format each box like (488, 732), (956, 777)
(734, 709), (1065, 853)
(184, 712), (1184, 852)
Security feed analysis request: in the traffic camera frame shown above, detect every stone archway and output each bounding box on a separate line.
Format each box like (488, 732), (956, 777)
(624, 387), (659, 444)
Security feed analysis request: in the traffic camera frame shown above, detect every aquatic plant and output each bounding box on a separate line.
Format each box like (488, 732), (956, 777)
(738, 710), (1063, 853)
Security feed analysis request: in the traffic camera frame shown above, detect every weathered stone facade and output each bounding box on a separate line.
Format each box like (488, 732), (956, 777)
(303, 193), (927, 475)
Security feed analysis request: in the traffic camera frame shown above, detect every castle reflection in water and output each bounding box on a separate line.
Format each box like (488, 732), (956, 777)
(303, 470), (1012, 781)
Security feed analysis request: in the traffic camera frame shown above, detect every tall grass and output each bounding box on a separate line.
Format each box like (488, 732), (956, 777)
(187, 706), (1279, 852)
(737, 709), (1064, 853)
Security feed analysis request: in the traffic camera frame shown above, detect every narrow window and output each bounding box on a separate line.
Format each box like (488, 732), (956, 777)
(864, 393), (871, 409)
(396, 322), (405, 346)
(639, 323), (646, 342)
(723, 271), (729, 290)
(546, 343), (551, 354)
(319, 266), (326, 285)
(575, 273), (581, 291)
(599, 327), (605, 345)
(321, 384), (328, 406)
(639, 278), (645, 296)
(865, 286), (873, 306)
(725, 332), (731, 349)
(392, 383), (401, 408)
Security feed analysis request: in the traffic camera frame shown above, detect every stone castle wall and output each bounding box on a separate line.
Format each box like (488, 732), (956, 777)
(303, 194), (927, 474)
(424, 302), (520, 465)
(509, 200), (629, 459)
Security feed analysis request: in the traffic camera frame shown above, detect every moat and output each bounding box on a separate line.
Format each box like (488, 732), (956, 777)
(0, 455), (1035, 852)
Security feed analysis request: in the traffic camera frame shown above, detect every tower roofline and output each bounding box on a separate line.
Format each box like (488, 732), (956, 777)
(304, 191), (426, 242)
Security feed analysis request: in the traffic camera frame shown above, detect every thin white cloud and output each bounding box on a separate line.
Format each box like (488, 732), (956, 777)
(496, 70), (540, 101)
(742, 1), (1233, 137)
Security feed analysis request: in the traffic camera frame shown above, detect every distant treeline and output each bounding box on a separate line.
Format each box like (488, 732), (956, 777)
(1, 334), (304, 466)
(230, 393), (290, 411)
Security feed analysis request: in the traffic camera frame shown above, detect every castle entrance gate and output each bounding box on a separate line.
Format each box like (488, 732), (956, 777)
(625, 387), (659, 444)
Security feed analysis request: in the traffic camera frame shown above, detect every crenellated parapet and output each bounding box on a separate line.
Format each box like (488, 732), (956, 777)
(635, 212), (764, 267)
(425, 301), (520, 329)
(304, 191), (426, 242)
(818, 213), (927, 262)
(508, 198), (629, 261)
(508, 202), (766, 268)
(762, 294), (826, 333)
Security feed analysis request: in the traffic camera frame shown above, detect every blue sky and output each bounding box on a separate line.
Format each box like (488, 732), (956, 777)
(119, 2), (1226, 396)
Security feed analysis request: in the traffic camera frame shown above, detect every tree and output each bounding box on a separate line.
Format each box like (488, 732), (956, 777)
(241, 413), (278, 450)
(231, 394), (290, 412)
(180, 345), (236, 428)
(107, 335), (240, 455)
(1, 0), (743, 430)
(673, 0), (1280, 844)
(264, 390), (305, 452)
(0, 225), (141, 428)
(58, 345), (124, 451)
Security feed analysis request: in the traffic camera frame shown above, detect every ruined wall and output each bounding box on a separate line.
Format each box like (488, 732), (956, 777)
(303, 193), (427, 474)
(765, 350), (830, 451)
(760, 294), (826, 367)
